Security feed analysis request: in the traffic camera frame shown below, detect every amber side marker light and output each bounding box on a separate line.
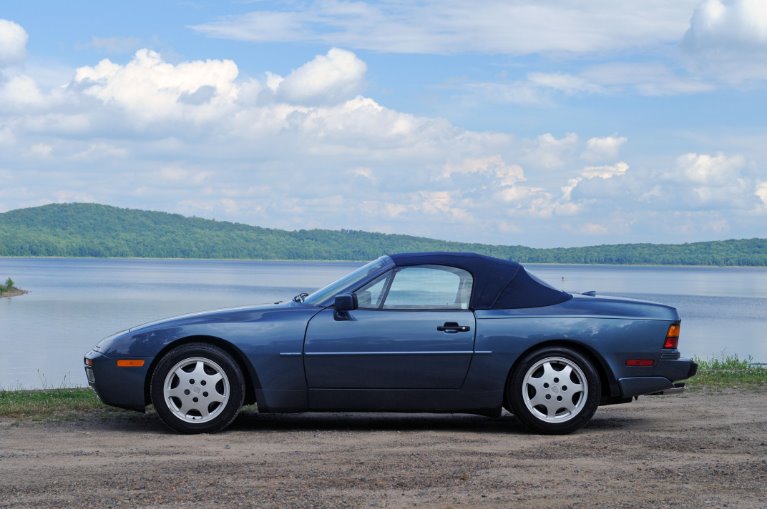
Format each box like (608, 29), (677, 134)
(84, 358), (94, 367)
(664, 323), (681, 349)
(116, 359), (145, 368)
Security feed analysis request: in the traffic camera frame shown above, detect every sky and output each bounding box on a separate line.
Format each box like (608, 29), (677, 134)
(1, 0), (766, 248)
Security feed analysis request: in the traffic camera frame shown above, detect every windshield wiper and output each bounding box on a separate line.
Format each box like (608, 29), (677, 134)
(292, 292), (309, 303)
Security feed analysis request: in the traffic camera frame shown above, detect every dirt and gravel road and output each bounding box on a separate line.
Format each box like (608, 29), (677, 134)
(1, 388), (765, 508)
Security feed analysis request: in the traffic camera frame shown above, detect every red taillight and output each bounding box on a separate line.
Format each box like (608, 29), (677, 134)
(664, 323), (680, 349)
(626, 359), (655, 367)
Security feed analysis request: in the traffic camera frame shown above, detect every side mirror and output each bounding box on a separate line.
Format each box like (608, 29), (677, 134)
(334, 293), (357, 312)
(333, 293), (357, 321)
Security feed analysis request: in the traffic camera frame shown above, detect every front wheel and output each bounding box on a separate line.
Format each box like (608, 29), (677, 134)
(150, 343), (245, 434)
(507, 347), (601, 434)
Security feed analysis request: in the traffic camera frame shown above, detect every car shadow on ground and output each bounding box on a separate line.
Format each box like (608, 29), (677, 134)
(79, 409), (526, 434)
(231, 410), (523, 434)
(229, 410), (642, 434)
(73, 407), (642, 435)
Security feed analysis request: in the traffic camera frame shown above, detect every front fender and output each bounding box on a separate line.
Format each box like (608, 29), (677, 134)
(91, 306), (321, 412)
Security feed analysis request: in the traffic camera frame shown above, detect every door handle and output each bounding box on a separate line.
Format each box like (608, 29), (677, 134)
(437, 322), (471, 333)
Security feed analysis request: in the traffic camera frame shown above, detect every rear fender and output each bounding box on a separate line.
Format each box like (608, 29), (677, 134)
(503, 339), (620, 405)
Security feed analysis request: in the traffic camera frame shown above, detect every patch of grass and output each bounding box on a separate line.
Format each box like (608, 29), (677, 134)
(0, 388), (105, 420)
(685, 354), (767, 387)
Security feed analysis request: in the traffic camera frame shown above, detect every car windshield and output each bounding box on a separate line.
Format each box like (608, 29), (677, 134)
(303, 256), (394, 306)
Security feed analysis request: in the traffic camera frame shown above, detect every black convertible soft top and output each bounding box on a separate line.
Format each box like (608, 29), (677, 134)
(388, 252), (571, 310)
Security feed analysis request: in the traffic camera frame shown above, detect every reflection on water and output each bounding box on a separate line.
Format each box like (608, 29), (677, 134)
(1, 258), (765, 389)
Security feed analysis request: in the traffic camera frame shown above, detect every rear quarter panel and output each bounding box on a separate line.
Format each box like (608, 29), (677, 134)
(466, 295), (680, 404)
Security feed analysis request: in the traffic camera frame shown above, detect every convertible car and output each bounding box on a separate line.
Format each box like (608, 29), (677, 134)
(84, 252), (697, 434)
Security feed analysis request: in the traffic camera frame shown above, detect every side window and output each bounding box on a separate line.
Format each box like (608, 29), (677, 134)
(356, 272), (389, 309)
(382, 265), (472, 310)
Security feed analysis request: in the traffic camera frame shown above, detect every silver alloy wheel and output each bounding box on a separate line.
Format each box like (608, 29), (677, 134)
(163, 356), (231, 424)
(521, 356), (588, 423)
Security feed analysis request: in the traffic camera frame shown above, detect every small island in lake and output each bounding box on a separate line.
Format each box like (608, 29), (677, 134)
(0, 277), (27, 298)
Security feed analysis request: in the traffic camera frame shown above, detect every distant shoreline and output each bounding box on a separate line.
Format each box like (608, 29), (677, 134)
(1, 255), (767, 269)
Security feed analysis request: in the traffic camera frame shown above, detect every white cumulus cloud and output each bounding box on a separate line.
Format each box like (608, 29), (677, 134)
(581, 161), (630, 179)
(581, 136), (627, 162)
(684, 0), (767, 52)
(756, 181), (767, 211)
(74, 49), (239, 123)
(0, 19), (27, 66)
(0, 75), (46, 109)
(562, 162), (629, 201)
(275, 48), (366, 105)
(676, 152), (745, 184)
(441, 155), (525, 185)
(522, 133), (578, 169)
(683, 0), (767, 83)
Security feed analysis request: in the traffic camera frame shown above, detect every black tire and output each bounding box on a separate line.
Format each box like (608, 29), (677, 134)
(507, 347), (600, 434)
(150, 343), (245, 434)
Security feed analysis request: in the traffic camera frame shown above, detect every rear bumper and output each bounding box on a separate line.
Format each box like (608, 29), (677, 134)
(618, 358), (698, 398)
(659, 357), (698, 380)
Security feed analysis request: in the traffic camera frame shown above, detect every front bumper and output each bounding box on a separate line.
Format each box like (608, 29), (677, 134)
(84, 350), (149, 412)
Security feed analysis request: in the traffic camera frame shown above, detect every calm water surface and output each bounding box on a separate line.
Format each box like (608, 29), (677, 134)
(1, 258), (765, 389)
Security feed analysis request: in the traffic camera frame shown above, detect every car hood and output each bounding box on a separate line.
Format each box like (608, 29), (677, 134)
(126, 300), (312, 333)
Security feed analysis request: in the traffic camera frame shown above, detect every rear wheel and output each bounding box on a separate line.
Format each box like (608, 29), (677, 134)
(508, 347), (600, 434)
(150, 343), (244, 434)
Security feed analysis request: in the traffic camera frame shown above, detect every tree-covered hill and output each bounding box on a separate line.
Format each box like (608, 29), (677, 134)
(1, 203), (766, 265)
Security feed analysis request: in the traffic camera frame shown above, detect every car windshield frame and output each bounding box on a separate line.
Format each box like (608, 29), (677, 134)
(303, 255), (395, 307)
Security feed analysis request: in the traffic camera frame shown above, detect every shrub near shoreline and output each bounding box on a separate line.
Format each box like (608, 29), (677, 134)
(1, 277), (14, 292)
(0, 277), (27, 297)
(0, 355), (764, 420)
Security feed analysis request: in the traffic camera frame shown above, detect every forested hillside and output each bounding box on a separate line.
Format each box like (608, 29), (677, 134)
(1, 203), (766, 265)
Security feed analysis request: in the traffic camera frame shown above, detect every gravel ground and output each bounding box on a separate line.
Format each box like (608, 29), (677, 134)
(1, 388), (765, 508)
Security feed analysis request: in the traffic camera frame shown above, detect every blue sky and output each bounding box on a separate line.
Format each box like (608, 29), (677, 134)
(1, 0), (766, 247)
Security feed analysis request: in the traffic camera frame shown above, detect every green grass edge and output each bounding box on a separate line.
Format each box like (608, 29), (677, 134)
(1, 355), (764, 420)
(0, 387), (108, 420)
(684, 355), (767, 388)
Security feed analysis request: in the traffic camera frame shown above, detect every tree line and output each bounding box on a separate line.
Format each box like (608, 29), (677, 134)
(1, 203), (766, 266)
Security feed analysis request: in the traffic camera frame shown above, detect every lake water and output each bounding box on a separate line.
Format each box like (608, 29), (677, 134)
(1, 258), (765, 389)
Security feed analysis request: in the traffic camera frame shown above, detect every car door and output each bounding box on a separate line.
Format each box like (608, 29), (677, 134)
(303, 264), (475, 390)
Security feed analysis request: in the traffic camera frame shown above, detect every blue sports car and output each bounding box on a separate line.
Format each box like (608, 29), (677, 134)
(84, 252), (697, 434)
